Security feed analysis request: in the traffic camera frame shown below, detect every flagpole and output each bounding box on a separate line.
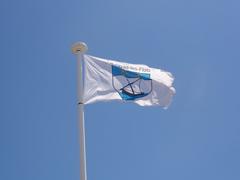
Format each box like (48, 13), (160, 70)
(72, 42), (88, 180)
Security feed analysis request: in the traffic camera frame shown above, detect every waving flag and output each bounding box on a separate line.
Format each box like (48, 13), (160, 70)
(82, 55), (175, 107)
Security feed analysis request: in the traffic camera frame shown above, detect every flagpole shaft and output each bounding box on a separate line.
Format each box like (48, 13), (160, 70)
(72, 42), (88, 180)
(78, 103), (86, 180)
(77, 52), (87, 180)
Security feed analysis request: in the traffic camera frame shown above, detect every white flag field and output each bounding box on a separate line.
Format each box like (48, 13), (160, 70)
(82, 55), (176, 108)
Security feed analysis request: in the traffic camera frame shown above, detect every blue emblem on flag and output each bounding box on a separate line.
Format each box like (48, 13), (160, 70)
(112, 65), (152, 100)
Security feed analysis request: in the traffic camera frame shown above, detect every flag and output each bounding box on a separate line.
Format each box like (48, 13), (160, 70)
(82, 55), (175, 107)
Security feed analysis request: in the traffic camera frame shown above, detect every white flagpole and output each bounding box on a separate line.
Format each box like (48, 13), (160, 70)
(72, 42), (88, 180)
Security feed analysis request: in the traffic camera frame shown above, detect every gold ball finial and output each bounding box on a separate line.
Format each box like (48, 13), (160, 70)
(71, 42), (88, 54)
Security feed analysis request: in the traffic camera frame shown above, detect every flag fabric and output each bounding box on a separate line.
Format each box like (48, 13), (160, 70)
(82, 55), (175, 108)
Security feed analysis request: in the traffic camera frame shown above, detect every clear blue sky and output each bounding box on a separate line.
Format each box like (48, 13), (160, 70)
(1, 0), (240, 180)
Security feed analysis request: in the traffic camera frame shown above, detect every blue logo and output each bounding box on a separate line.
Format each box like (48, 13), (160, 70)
(112, 65), (152, 100)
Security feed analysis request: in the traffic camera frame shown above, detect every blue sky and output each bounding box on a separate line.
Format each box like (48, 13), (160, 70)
(1, 0), (240, 180)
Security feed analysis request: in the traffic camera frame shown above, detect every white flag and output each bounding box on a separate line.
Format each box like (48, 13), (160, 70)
(82, 55), (175, 107)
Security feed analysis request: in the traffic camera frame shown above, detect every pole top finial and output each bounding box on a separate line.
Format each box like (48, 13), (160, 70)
(71, 42), (88, 54)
